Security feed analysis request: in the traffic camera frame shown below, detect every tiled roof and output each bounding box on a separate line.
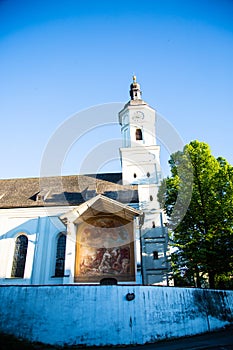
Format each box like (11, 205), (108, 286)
(0, 173), (138, 208)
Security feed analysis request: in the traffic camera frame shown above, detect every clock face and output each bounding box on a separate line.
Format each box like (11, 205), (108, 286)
(132, 111), (144, 121)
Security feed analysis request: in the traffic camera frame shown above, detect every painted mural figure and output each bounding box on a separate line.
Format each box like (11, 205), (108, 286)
(79, 246), (130, 276)
(98, 249), (112, 273)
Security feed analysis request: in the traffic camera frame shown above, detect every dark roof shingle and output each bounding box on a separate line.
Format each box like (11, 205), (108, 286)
(0, 173), (138, 208)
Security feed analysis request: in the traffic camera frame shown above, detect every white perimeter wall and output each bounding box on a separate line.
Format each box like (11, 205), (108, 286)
(0, 285), (232, 347)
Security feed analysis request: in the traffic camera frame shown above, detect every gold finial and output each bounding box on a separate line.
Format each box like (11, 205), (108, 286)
(133, 75), (137, 83)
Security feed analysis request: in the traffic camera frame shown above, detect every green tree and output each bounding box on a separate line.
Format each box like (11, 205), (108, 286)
(158, 140), (233, 289)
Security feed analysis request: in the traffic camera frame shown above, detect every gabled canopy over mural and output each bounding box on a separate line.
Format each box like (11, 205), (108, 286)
(61, 195), (143, 283)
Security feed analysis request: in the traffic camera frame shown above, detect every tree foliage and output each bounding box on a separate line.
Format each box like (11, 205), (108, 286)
(158, 140), (233, 289)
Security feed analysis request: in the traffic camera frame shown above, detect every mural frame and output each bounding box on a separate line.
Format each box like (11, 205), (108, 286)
(74, 214), (136, 283)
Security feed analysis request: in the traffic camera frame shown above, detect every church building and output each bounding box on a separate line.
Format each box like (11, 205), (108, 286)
(0, 77), (169, 286)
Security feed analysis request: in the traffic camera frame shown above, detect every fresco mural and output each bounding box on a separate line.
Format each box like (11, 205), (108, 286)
(75, 216), (135, 282)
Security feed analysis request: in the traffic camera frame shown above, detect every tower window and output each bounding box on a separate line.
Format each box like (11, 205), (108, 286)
(135, 129), (142, 141)
(153, 251), (159, 260)
(55, 233), (66, 277)
(147, 172), (150, 178)
(133, 173), (137, 178)
(152, 221), (155, 228)
(150, 195), (153, 201)
(11, 235), (28, 278)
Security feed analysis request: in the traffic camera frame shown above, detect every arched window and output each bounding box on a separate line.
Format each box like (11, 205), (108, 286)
(11, 235), (28, 278)
(55, 233), (66, 277)
(135, 128), (142, 140)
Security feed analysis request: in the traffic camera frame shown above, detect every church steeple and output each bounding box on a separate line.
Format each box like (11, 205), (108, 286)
(119, 77), (160, 183)
(130, 75), (142, 100)
(119, 77), (169, 286)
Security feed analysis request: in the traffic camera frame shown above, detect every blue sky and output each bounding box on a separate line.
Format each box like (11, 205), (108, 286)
(0, 0), (233, 179)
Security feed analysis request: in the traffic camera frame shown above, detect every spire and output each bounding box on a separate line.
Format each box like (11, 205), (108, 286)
(130, 75), (142, 100)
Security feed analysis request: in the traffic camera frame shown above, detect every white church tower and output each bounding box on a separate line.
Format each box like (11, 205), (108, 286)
(119, 76), (169, 285)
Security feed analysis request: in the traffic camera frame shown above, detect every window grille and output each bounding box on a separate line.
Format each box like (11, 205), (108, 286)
(55, 233), (66, 277)
(11, 235), (28, 278)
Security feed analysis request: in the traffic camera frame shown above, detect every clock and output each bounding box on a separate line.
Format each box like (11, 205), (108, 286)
(132, 111), (144, 121)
